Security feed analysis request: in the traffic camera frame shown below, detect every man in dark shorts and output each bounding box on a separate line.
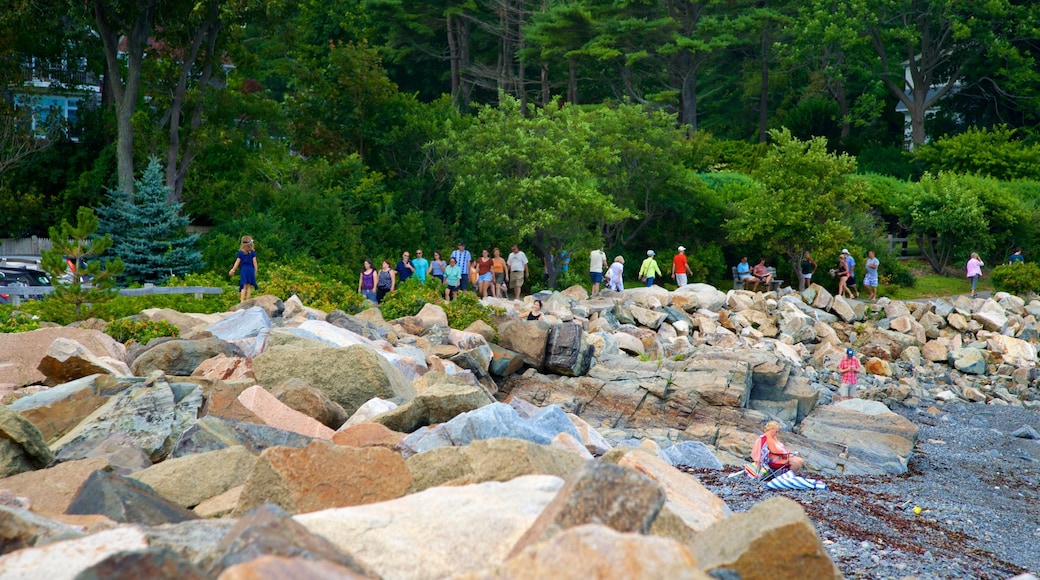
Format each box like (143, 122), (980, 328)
(843, 249), (859, 299)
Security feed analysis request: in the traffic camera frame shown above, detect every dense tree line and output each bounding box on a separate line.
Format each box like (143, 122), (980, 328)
(2, 0), (1040, 287)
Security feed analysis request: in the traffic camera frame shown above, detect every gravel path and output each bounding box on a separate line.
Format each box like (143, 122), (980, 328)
(692, 403), (1040, 579)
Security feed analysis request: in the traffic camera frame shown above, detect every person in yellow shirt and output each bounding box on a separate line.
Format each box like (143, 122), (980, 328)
(638, 250), (662, 287)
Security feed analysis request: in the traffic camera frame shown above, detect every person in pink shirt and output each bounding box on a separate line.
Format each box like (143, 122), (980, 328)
(966, 252), (984, 298)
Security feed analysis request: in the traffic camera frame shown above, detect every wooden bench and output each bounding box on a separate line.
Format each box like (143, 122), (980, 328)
(732, 266), (783, 292)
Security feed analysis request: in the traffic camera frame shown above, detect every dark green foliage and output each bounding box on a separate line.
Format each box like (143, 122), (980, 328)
(377, 277), (445, 321)
(96, 157), (202, 283)
(443, 291), (499, 332)
(104, 317), (179, 344)
(991, 263), (1040, 296)
(40, 207), (125, 321)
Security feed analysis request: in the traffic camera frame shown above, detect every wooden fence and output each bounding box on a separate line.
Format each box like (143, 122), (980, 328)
(0, 237), (52, 256)
(2, 284), (222, 307)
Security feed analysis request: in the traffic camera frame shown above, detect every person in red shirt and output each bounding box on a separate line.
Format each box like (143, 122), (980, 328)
(671, 246), (691, 287)
(837, 348), (861, 401)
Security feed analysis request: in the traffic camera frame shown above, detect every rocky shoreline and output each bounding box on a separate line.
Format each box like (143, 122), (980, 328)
(1, 281), (1039, 579)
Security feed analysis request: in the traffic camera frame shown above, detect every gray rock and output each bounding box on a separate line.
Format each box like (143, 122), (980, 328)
(252, 344), (416, 416)
(51, 377), (201, 464)
(397, 403), (582, 457)
(661, 441), (723, 470)
(798, 401), (919, 475)
(130, 338), (240, 376)
(64, 547), (206, 580)
(202, 503), (373, 578)
(204, 307), (272, 342)
(372, 376), (494, 433)
(0, 404), (54, 478)
(65, 470), (198, 525)
(949, 348), (987, 375)
(545, 322), (594, 377)
(171, 415), (314, 458)
(1011, 425), (1040, 440)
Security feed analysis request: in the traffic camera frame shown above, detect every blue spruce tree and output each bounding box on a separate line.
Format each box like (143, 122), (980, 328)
(96, 157), (202, 283)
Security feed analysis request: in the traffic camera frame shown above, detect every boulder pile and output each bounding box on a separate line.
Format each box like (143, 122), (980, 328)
(1, 282), (1037, 578)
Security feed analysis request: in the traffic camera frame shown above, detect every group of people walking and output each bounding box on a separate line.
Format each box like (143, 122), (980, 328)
(357, 242), (532, 304)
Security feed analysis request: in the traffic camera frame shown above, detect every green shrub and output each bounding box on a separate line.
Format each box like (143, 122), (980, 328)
(0, 310), (41, 333)
(259, 261), (366, 314)
(991, 263), (1040, 296)
(104, 317), (180, 344)
(377, 277), (445, 320)
(444, 290), (501, 331)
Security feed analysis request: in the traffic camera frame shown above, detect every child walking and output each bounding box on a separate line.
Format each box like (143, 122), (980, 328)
(837, 348), (861, 402)
(229, 235), (258, 303)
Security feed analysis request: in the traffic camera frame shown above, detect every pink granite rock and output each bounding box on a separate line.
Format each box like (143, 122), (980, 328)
(192, 355), (255, 381)
(237, 386), (334, 440)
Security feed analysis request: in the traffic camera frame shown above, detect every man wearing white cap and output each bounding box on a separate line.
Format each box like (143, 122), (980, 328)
(672, 246), (691, 287)
(843, 248), (859, 299)
(639, 250), (662, 287)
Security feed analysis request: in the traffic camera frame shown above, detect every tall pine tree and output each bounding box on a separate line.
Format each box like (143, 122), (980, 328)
(97, 157), (202, 283)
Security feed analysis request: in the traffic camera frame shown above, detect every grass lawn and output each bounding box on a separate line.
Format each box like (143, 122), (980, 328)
(882, 259), (993, 300)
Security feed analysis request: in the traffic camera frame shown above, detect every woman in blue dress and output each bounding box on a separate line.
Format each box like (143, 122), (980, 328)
(229, 235), (258, 303)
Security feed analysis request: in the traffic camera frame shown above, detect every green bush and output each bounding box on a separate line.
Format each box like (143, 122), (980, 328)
(377, 277), (445, 320)
(990, 263), (1040, 296)
(443, 290), (501, 331)
(259, 260), (366, 314)
(0, 309), (41, 333)
(104, 317), (180, 344)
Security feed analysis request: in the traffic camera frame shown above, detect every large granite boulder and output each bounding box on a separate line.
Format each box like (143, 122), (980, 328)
(0, 405), (54, 478)
(0, 327), (126, 387)
(171, 416), (314, 458)
(397, 403), (581, 457)
(294, 475), (564, 580)
(131, 338), (240, 377)
(371, 377), (494, 434)
(51, 378), (203, 463)
(204, 307), (273, 342)
(129, 446), (258, 508)
(252, 344), (416, 416)
(6, 374), (108, 442)
(204, 503), (374, 578)
(234, 441), (412, 515)
(797, 399), (919, 475)
(37, 338), (131, 384)
(671, 284), (727, 313)
(268, 378), (349, 430)
(544, 322), (594, 377)
(497, 319), (551, 370)
(405, 437), (586, 493)
(65, 470), (198, 525)
(691, 496), (841, 580)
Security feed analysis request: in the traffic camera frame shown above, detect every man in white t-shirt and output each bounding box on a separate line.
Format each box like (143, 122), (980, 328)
(589, 246), (607, 294)
(506, 244), (529, 299)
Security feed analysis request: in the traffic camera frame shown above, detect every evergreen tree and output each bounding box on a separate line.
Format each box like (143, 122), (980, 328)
(41, 207), (125, 321)
(97, 157), (202, 283)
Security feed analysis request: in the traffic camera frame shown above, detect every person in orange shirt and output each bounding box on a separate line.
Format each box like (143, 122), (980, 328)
(491, 247), (508, 298)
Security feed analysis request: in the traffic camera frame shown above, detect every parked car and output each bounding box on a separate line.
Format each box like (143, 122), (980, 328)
(0, 267), (52, 303)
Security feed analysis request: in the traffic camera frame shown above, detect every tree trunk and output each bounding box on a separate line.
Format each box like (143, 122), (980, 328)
(531, 230), (558, 289)
(567, 59), (577, 104)
(758, 23), (769, 143)
(447, 13), (461, 106)
(93, 0), (157, 199)
(165, 0), (221, 204)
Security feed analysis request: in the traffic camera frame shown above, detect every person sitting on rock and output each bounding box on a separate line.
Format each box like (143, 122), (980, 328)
(751, 420), (804, 475)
